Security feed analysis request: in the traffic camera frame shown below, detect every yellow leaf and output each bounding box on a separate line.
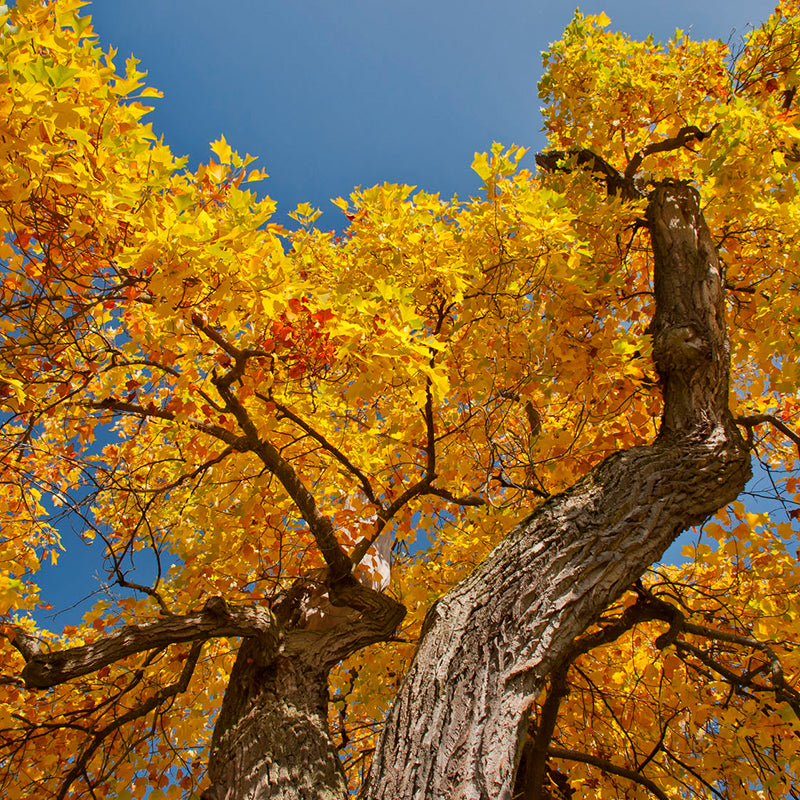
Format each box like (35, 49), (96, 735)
(471, 152), (491, 182)
(210, 134), (233, 164)
(245, 168), (269, 182)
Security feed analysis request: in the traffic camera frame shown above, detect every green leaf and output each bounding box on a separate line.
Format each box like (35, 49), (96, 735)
(45, 64), (79, 89)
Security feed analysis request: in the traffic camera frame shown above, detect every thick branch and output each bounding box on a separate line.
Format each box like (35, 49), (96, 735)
(211, 369), (353, 579)
(522, 668), (569, 800)
(648, 183), (733, 436)
(4, 628), (41, 661)
(535, 126), (715, 202)
(92, 353), (354, 581)
(252, 436), (352, 578)
(535, 149), (635, 198)
(624, 126), (715, 182)
(15, 598), (278, 690)
(285, 572), (406, 661)
(568, 588), (680, 659)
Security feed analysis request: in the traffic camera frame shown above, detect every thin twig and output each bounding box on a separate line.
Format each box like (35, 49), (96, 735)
(736, 413), (800, 459)
(547, 746), (669, 800)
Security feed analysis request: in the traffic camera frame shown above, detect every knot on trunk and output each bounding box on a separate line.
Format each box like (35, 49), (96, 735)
(653, 324), (713, 372)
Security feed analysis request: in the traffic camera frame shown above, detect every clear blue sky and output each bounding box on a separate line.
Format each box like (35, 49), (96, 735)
(86, 0), (772, 224)
(33, 0), (779, 625)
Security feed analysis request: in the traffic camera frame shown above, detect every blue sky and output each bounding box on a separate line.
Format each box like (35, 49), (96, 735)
(86, 0), (772, 224)
(32, 0), (780, 624)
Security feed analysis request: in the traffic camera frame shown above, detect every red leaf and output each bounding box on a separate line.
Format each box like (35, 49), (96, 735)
(312, 309), (334, 325)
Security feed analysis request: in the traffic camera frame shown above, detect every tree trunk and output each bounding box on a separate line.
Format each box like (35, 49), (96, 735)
(362, 183), (751, 800)
(199, 183), (750, 800)
(203, 642), (348, 800)
(202, 577), (404, 800)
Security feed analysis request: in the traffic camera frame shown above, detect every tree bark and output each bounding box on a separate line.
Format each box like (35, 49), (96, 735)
(202, 647), (348, 800)
(362, 182), (751, 800)
(202, 577), (405, 800)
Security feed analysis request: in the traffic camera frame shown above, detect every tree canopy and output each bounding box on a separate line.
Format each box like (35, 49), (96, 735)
(1, 1), (800, 798)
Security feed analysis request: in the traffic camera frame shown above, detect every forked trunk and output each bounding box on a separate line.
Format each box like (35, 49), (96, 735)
(202, 579), (403, 800)
(202, 184), (750, 800)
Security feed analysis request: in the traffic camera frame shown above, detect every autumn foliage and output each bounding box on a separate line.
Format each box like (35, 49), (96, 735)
(1, 1), (800, 798)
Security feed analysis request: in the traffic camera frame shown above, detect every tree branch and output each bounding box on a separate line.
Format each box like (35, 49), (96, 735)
(85, 399), (246, 450)
(674, 635), (800, 719)
(3, 628), (42, 662)
(425, 486), (486, 507)
(736, 413), (800, 458)
(547, 746), (669, 800)
(493, 474), (550, 499)
(55, 640), (204, 800)
(208, 360), (353, 580)
(266, 395), (381, 509)
(517, 580), (800, 798)
(350, 370), (440, 566)
(523, 668), (569, 800)
(566, 587), (680, 660)
(536, 127), (715, 203)
(624, 125), (716, 182)
(535, 149), (635, 198)
(10, 598), (278, 690)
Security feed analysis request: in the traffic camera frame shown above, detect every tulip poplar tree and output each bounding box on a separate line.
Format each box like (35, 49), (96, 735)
(2, 1), (800, 798)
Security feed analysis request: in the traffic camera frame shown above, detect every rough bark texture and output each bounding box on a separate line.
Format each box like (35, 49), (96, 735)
(202, 577), (405, 800)
(361, 183), (751, 800)
(202, 649), (347, 800)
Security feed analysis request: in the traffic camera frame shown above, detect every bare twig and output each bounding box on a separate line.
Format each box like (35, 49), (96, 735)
(736, 413), (800, 458)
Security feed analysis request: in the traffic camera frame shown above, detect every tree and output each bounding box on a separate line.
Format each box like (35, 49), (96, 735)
(1, 1), (800, 798)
